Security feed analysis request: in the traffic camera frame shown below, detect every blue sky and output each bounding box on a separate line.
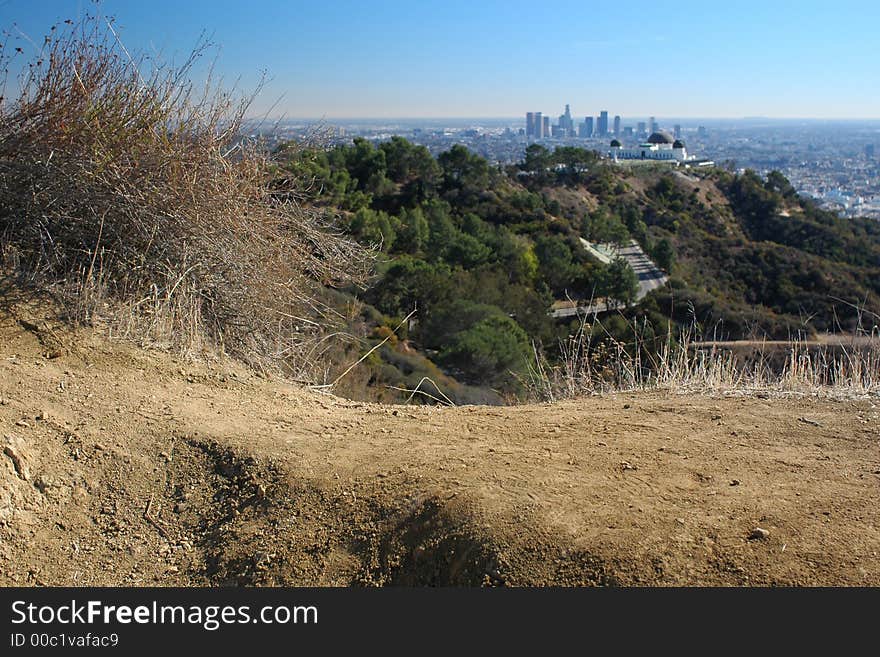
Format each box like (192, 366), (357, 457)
(2, 0), (879, 119)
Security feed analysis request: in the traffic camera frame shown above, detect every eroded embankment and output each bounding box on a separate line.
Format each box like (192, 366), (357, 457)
(184, 438), (619, 586)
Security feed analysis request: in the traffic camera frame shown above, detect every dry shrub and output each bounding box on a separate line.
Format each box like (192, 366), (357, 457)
(525, 313), (880, 401)
(0, 16), (370, 373)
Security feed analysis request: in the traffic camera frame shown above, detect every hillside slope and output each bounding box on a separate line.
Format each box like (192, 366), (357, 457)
(2, 304), (878, 586)
(278, 141), (880, 402)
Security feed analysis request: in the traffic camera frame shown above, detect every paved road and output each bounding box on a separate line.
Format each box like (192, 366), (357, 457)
(551, 240), (668, 318)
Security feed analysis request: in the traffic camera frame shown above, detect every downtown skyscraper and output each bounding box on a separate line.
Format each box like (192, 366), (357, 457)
(597, 111), (609, 136)
(525, 111), (545, 139)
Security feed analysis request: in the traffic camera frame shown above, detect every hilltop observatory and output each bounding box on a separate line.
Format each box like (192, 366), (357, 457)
(609, 130), (691, 162)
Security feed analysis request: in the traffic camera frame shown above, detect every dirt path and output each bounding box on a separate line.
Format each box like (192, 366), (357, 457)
(1, 307), (878, 586)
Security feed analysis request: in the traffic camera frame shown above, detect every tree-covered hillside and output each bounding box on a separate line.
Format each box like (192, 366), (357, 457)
(274, 138), (880, 401)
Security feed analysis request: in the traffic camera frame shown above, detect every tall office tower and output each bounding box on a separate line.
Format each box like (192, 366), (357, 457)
(697, 125), (708, 137)
(866, 144), (875, 159)
(579, 116), (594, 138)
(674, 124), (682, 139)
(613, 115), (621, 136)
(534, 112), (544, 138)
(649, 116), (657, 133)
(526, 112), (536, 138)
(562, 103), (574, 135)
(558, 108), (573, 136)
(597, 111), (609, 136)
(542, 116), (550, 137)
(637, 121), (646, 138)
(623, 126), (634, 137)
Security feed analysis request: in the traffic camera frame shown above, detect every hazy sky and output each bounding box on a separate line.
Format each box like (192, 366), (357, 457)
(3, 0), (880, 119)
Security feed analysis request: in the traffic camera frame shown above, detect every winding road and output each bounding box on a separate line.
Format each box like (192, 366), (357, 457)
(551, 239), (668, 318)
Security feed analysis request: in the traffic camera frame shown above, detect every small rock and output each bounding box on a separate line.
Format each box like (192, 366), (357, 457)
(749, 527), (770, 540)
(620, 461), (637, 471)
(3, 445), (29, 481)
(730, 479), (741, 486)
(15, 420), (29, 428)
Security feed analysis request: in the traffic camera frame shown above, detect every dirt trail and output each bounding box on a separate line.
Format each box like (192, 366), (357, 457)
(1, 304), (879, 586)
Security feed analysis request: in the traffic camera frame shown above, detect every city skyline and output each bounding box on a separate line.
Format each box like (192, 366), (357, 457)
(3, 0), (880, 120)
(526, 104), (693, 140)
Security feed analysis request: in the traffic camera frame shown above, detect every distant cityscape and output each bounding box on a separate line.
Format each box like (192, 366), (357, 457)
(250, 108), (880, 220)
(524, 105), (699, 144)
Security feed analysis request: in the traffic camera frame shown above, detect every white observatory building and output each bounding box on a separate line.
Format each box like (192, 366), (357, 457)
(609, 130), (691, 163)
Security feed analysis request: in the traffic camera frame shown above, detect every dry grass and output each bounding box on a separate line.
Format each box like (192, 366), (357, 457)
(0, 15), (370, 375)
(527, 312), (880, 401)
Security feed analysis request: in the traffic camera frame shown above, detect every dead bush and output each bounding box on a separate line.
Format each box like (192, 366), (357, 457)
(0, 15), (371, 374)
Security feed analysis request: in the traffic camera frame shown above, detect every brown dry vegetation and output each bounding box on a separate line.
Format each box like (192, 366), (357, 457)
(0, 17), (370, 375)
(526, 315), (880, 402)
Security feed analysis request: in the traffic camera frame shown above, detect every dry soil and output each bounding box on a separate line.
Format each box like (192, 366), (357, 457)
(1, 303), (878, 586)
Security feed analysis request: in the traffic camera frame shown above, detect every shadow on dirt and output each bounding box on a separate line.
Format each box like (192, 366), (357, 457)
(169, 438), (618, 587)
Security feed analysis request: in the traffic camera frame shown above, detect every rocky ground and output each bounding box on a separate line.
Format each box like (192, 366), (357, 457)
(1, 301), (878, 586)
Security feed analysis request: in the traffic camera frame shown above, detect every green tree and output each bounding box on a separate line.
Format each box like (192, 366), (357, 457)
(652, 237), (675, 272)
(395, 206), (429, 254)
(582, 209), (630, 245)
(424, 200), (456, 260)
(523, 144), (551, 172)
(534, 235), (577, 294)
(604, 258), (639, 307)
(379, 137), (442, 206)
(438, 145), (490, 191)
(349, 208), (396, 251)
(764, 170), (798, 200)
(446, 232), (492, 268)
(345, 138), (388, 193)
(366, 257), (451, 319)
(439, 314), (528, 386)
